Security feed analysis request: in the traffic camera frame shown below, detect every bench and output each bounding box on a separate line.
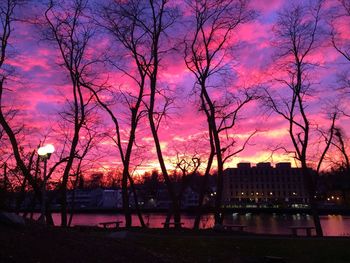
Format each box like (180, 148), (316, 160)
(289, 226), (315, 237)
(161, 222), (184, 228)
(98, 221), (123, 229)
(223, 224), (248, 232)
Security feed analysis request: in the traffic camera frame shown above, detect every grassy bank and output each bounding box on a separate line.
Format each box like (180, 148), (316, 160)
(129, 231), (350, 263)
(1, 224), (350, 263)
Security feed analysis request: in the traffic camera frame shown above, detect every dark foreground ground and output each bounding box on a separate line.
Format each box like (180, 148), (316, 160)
(1, 224), (350, 263)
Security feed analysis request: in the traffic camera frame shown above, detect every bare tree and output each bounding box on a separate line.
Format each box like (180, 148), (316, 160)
(166, 147), (201, 226)
(43, 0), (96, 226)
(316, 111), (339, 175)
(329, 0), (350, 107)
(331, 127), (350, 172)
(136, 0), (184, 228)
(184, 0), (256, 226)
(67, 122), (102, 227)
(0, 109), (18, 208)
(193, 128), (215, 229)
(264, 1), (330, 236)
(0, 0), (48, 217)
(331, 0), (350, 62)
(80, 0), (159, 228)
(89, 0), (180, 228)
(0, 163), (8, 209)
(14, 148), (35, 213)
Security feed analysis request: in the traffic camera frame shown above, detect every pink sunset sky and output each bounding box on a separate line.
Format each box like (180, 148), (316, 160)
(2, 0), (350, 177)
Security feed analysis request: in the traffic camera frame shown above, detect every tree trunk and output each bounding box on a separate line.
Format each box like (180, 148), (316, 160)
(61, 187), (68, 227)
(122, 169), (132, 228)
(60, 127), (81, 227)
(202, 88), (224, 226)
(68, 173), (80, 227)
(40, 158), (47, 224)
(303, 165), (323, 236)
(193, 156), (213, 229)
(164, 210), (171, 229)
(45, 202), (54, 226)
(15, 177), (27, 214)
(148, 78), (181, 228)
(123, 118), (145, 228)
(127, 173), (146, 227)
(2, 163), (8, 209)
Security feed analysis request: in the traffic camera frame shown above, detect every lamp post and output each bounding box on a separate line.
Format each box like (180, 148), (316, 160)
(38, 144), (55, 223)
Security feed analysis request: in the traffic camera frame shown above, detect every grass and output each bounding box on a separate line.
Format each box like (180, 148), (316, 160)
(1, 224), (350, 263)
(125, 230), (350, 263)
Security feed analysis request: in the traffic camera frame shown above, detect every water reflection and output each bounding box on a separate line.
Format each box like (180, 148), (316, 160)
(223, 213), (314, 235)
(33, 213), (350, 236)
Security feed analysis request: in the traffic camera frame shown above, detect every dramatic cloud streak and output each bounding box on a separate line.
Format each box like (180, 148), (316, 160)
(1, 0), (349, 178)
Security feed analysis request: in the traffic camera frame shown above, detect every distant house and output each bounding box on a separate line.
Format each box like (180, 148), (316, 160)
(66, 189), (92, 208)
(181, 187), (199, 209)
(66, 188), (122, 209)
(155, 187), (172, 209)
(101, 189), (122, 208)
(223, 162), (310, 208)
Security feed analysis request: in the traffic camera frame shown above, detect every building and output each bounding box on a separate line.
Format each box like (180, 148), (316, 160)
(66, 189), (93, 209)
(181, 187), (199, 209)
(66, 188), (122, 209)
(101, 189), (122, 208)
(223, 162), (310, 208)
(155, 187), (172, 209)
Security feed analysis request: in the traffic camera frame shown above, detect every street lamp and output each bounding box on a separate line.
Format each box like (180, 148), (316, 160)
(38, 144), (55, 158)
(38, 144), (55, 223)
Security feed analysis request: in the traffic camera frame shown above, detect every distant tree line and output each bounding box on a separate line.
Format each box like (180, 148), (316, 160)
(0, 0), (349, 236)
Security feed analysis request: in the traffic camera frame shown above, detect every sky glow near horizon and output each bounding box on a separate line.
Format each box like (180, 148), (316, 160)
(2, 0), (350, 178)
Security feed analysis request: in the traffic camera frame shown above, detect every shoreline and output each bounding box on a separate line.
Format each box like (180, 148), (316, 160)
(2, 223), (350, 262)
(13, 207), (350, 215)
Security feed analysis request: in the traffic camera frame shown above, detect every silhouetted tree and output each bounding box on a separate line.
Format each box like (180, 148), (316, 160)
(184, 0), (256, 226)
(79, 0), (164, 228)
(264, 1), (331, 236)
(166, 149), (200, 225)
(137, 0), (183, 228)
(91, 0), (181, 228)
(43, 0), (96, 226)
(0, 0), (46, 216)
(330, 0), (350, 109)
(68, 126), (100, 227)
(315, 111), (339, 175)
(331, 0), (350, 62)
(332, 127), (350, 172)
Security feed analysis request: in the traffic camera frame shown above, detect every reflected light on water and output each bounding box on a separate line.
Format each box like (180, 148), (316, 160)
(30, 213), (350, 236)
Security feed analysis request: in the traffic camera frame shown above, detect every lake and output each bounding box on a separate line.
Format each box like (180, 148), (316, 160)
(32, 212), (350, 236)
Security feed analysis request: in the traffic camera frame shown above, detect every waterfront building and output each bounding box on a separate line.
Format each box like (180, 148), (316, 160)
(66, 188), (122, 209)
(181, 187), (200, 209)
(101, 189), (122, 208)
(223, 162), (310, 208)
(66, 189), (92, 208)
(155, 187), (172, 209)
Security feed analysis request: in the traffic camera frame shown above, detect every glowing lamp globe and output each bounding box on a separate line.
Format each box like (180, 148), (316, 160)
(38, 144), (55, 158)
(38, 146), (48, 156)
(45, 144), (55, 154)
